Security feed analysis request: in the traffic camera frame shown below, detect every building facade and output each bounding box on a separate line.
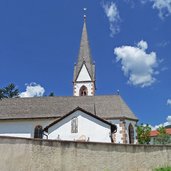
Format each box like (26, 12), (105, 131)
(0, 16), (138, 144)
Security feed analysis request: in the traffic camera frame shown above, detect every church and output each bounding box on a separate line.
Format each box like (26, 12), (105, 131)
(0, 16), (138, 144)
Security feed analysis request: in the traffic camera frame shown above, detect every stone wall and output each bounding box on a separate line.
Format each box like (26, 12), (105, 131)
(0, 136), (171, 171)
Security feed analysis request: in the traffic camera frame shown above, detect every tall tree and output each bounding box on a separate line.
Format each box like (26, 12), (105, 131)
(137, 124), (151, 144)
(155, 126), (170, 145)
(2, 83), (19, 98)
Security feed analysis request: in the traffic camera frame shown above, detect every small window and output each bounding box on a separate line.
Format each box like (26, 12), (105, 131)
(71, 117), (78, 133)
(79, 86), (88, 96)
(34, 125), (43, 138)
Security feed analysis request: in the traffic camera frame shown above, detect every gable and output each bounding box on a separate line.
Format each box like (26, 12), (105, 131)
(76, 64), (91, 81)
(44, 107), (115, 131)
(45, 108), (115, 142)
(48, 110), (110, 132)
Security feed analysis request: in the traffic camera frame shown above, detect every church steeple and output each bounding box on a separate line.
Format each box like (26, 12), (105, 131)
(73, 16), (96, 96)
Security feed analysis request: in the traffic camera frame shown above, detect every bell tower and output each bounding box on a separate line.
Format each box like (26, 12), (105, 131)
(73, 16), (95, 96)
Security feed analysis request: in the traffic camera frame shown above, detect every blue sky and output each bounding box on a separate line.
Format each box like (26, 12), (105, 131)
(0, 0), (171, 128)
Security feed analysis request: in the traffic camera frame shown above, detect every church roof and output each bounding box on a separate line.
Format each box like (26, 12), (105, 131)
(73, 16), (95, 82)
(0, 95), (138, 121)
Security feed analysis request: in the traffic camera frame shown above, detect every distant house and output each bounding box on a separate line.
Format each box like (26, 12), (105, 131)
(150, 128), (171, 144)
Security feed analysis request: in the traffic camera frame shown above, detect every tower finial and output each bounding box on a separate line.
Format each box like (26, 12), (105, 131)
(83, 8), (87, 20)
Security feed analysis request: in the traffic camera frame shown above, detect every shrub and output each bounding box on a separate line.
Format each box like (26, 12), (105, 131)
(154, 166), (171, 171)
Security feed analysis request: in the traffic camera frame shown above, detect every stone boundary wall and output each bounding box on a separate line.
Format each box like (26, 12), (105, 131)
(0, 136), (171, 171)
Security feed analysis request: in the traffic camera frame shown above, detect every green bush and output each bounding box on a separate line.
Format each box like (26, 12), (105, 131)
(154, 166), (171, 171)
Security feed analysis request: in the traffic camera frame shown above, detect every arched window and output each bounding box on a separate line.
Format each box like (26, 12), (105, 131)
(128, 124), (134, 144)
(34, 125), (43, 138)
(79, 86), (88, 96)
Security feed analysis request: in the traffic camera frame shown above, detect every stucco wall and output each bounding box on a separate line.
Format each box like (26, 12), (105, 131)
(0, 118), (55, 138)
(109, 119), (137, 144)
(76, 64), (91, 81)
(74, 82), (94, 96)
(0, 136), (171, 171)
(48, 110), (112, 142)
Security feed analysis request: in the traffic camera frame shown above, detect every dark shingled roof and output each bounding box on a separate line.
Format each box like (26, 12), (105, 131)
(0, 95), (138, 120)
(73, 16), (95, 82)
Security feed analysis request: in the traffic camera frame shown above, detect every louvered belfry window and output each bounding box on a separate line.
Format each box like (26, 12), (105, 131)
(79, 86), (88, 96)
(71, 117), (78, 133)
(34, 125), (43, 138)
(128, 124), (134, 144)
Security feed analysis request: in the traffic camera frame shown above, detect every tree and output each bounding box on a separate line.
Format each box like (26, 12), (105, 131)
(49, 92), (55, 97)
(0, 83), (19, 99)
(137, 124), (151, 144)
(0, 89), (5, 100)
(155, 126), (170, 145)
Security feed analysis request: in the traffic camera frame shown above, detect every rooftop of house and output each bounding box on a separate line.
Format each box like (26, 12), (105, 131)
(150, 128), (171, 137)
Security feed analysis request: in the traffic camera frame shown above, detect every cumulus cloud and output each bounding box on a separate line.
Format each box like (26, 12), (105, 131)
(140, 0), (171, 19)
(20, 83), (45, 98)
(151, 0), (171, 19)
(167, 99), (171, 106)
(102, 1), (120, 37)
(114, 40), (158, 87)
(151, 115), (171, 130)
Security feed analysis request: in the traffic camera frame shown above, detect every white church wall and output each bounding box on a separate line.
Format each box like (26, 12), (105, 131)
(48, 110), (112, 143)
(0, 118), (55, 138)
(108, 119), (123, 143)
(107, 119), (137, 144)
(74, 82), (94, 96)
(76, 64), (91, 81)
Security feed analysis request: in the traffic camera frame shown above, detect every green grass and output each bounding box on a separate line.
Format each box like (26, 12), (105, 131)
(154, 166), (171, 171)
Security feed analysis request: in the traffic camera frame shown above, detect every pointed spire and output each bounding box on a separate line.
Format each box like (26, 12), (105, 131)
(73, 16), (95, 82)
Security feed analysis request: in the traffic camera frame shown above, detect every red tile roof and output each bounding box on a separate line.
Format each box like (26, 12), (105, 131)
(150, 128), (171, 137)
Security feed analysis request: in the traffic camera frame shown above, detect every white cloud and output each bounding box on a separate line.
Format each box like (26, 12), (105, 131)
(114, 40), (158, 87)
(102, 1), (120, 37)
(137, 40), (148, 50)
(167, 99), (171, 106)
(150, 124), (163, 130)
(152, 0), (171, 19)
(151, 115), (171, 130)
(20, 82), (45, 98)
(167, 115), (171, 123)
(140, 0), (171, 19)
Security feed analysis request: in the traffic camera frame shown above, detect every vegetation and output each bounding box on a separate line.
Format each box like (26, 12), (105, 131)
(0, 89), (4, 99)
(154, 166), (171, 171)
(137, 124), (151, 144)
(0, 83), (19, 99)
(49, 92), (55, 96)
(155, 126), (171, 145)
